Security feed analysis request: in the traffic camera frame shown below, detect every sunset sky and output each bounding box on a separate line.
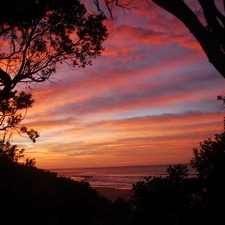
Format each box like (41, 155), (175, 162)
(13, 0), (225, 169)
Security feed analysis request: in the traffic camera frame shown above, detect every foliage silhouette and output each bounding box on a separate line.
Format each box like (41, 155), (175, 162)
(190, 130), (225, 220)
(0, 157), (112, 225)
(131, 169), (212, 225)
(191, 131), (225, 183)
(0, 91), (39, 164)
(0, 4), (109, 213)
(0, 90), (39, 142)
(131, 174), (199, 225)
(166, 163), (189, 183)
(93, 0), (225, 79)
(0, 140), (36, 166)
(0, 0), (108, 142)
(0, 140), (25, 162)
(4, 1), (225, 224)
(0, 0), (108, 100)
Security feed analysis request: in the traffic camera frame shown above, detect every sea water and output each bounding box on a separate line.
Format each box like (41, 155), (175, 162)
(50, 164), (197, 189)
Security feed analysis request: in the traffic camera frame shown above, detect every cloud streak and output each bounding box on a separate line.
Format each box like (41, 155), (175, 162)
(12, 1), (225, 169)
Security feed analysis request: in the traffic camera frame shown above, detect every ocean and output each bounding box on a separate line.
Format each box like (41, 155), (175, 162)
(50, 164), (197, 189)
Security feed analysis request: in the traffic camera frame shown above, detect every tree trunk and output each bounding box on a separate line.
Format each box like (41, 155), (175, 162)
(153, 0), (225, 79)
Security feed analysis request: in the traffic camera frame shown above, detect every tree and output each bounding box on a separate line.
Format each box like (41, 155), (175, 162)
(190, 131), (225, 186)
(92, 0), (225, 79)
(190, 130), (225, 219)
(0, 140), (36, 166)
(0, 140), (25, 162)
(0, 0), (108, 100)
(0, 89), (39, 164)
(0, 0), (108, 142)
(166, 164), (189, 183)
(0, 91), (39, 142)
(131, 166), (202, 225)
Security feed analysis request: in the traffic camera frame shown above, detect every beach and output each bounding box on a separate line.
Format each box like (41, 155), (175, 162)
(93, 187), (132, 202)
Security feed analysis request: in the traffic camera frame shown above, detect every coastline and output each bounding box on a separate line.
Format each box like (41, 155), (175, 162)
(93, 187), (132, 202)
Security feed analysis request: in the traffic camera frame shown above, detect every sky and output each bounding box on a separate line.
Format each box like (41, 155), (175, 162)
(13, 0), (225, 169)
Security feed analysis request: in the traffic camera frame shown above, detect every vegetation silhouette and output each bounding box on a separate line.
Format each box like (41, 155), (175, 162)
(0, 156), (111, 225)
(93, 0), (225, 79)
(0, 0), (108, 142)
(0, 90), (39, 144)
(0, 3), (110, 223)
(1, 1), (225, 224)
(0, 0), (108, 99)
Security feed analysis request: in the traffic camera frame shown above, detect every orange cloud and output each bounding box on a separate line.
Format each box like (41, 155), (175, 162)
(9, 0), (225, 169)
(15, 110), (224, 169)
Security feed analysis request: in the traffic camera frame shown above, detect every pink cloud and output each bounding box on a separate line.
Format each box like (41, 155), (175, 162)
(11, 0), (225, 169)
(180, 40), (202, 51)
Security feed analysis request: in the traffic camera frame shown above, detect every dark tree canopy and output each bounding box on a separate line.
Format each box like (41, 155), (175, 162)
(0, 0), (108, 143)
(0, 0), (108, 100)
(166, 164), (189, 183)
(93, 0), (225, 79)
(189, 129), (225, 219)
(190, 131), (225, 185)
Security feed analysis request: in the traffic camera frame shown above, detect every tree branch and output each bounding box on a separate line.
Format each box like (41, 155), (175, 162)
(153, 0), (225, 78)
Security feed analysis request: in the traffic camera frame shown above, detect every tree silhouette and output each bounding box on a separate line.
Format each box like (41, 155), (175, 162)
(190, 131), (225, 190)
(0, 140), (24, 162)
(92, 0), (225, 79)
(166, 164), (189, 183)
(190, 130), (225, 223)
(0, 0), (108, 142)
(131, 170), (200, 225)
(0, 90), (39, 164)
(0, 0), (108, 100)
(0, 140), (36, 166)
(0, 90), (39, 142)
